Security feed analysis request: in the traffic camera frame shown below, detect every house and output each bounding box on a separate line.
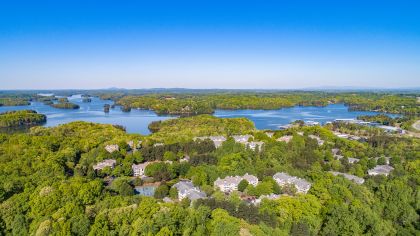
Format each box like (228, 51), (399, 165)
(127, 141), (135, 150)
(273, 172), (311, 193)
(232, 135), (253, 144)
(349, 135), (362, 141)
(105, 144), (119, 153)
(246, 141), (264, 151)
(242, 173), (259, 186)
(308, 135), (324, 145)
(330, 171), (365, 184)
(153, 143), (164, 147)
(335, 155), (359, 164)
(180, 155), (190, 163)
(163, 197), (174, 203)
(335, 119), (360, 124)
(335, 154), (344, 161)
(331, 148), (340, 156)
(368, 165), (394, 176)
(93, 159), (117, 171)
(305, 121), (320, 126)
(333, 132), (349, 139)
(132, 162), (153, 177)
(265, 132), (274, 138)
(173, 180), (206, 201)
(127, 140), (142, 150)
(194, 136), (226, 148)
(333, 131), (363, 141)
(214, 173), (259, 193)
(377, 125), (401, 133)
(348, 158), (360, 164)
(214, 176), (243, 192)
(277, 135), (293, 143)
(278, 124), (297, 130)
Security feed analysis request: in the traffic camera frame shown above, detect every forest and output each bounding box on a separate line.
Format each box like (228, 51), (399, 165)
(0, 98), (30, 106)
(0, 110), (46, 128)
(114, 92), (420, 116)
(0, 114), (418, 235)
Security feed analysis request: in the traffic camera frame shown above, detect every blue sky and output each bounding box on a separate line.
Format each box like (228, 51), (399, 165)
(1, 0), (420, 89)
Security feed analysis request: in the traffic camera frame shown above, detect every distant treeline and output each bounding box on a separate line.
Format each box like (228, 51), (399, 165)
(111, 92), (420, 115)
(0, 98), (30, 106)
(0, 91), (419, 115)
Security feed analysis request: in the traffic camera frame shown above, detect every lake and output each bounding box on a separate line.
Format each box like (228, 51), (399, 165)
(0, 95), (398, 134)
(214, 104), (399, 130)
(0, 95), (174, 134)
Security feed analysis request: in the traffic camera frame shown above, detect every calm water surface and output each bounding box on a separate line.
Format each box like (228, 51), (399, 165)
(0, 95), (174, 134)
(0, 95), (397, 134)
(214, 104), (399, 130)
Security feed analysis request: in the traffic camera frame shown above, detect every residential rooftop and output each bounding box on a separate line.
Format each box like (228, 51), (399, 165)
(330, 171), (365, 184)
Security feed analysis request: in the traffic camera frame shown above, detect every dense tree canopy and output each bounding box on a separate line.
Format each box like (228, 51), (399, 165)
(0, 110), (46, 128)
(0, 113), (418, 235)
(114, 92), (420, 115)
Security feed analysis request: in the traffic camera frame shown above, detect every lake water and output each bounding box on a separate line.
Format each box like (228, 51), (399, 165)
(0, 95), (397, 134)
(0, 95), (174, 134)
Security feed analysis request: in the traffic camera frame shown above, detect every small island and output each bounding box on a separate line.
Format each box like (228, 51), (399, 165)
(51, 102), (80, 109)
(104, 104), (110, 113)
(0, 110), (46, 128)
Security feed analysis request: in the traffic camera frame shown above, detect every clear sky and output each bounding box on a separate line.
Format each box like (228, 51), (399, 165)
(1, 0), (420, 89)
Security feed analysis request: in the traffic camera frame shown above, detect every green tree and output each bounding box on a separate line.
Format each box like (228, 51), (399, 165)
(238, 179), (249, 192)
(154, 184), (169, 199)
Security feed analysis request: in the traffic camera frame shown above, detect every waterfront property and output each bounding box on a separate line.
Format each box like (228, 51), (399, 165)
(305, 121), (320, 126)
(273, 172), (311, 193)
(334, 119), (405, 134)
